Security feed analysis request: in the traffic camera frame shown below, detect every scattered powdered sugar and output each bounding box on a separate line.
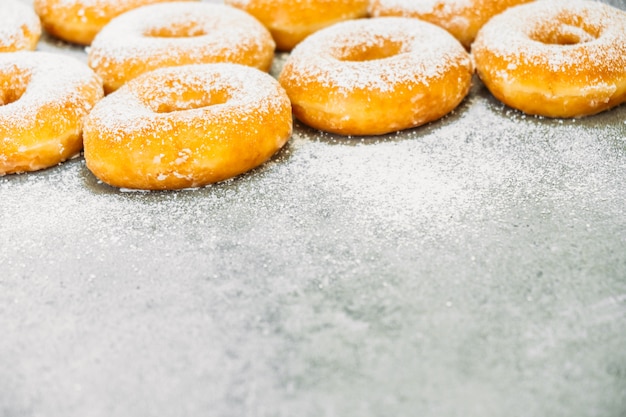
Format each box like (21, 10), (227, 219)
(88, 2), (274, 74)
(282, 17), (471, 94)
(0, 0), (41, 51)
(86, 63), (288, 141)
(45, 0), (124, 5)
(34, 0), (187, 15)
(223, 0), (251, 7)
(50, 0), (165, 4)
(3, 2), (626, 414)
(370, 0), (472, 16)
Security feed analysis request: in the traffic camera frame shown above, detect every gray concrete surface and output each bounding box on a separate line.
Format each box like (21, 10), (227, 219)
(2, 1), (626, 416)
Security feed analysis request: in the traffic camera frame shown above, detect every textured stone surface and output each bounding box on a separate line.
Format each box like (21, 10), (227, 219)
(2, 1), (626, 416)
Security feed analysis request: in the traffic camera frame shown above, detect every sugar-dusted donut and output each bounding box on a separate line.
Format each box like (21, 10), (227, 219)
(83, 64), (292, 190)
(472, 0), (626, 118)
(278, 17), (473, 136)
(0, 52), (104, 175)
(0, 0), (41, 52)
(88, 2), (276, 93)
(369, 0), (532, 49)
(224, 0), (369, 51)
(33, 0), (196, 46)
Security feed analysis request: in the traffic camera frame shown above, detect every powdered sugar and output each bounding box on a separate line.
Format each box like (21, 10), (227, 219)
(87, 2), (275, 91)
(34, 0), (190, 18)
(3, 2), (626, 414)
(282, 17), (470, 94)
(89, 2), (271, 61)
(86, 63), (288, 141)
(370, 0), (472, 16)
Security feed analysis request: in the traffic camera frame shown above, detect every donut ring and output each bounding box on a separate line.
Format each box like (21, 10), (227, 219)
(472, 0), (626, 118)
(88, 2), (275, 93)
(83, 64), (293, 190)
(369, 0), (532, 49)
(0, 52), (104, 175)
(0, 0), (42, 52)
(278, 17), (473, 136)
(33, 0), (196, 46)
(224, 0), (369, 51)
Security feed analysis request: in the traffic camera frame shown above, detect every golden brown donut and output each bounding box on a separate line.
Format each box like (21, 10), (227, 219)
(83, 63), (293, 190)
(0, 52), (104, 175)
(87, 2), (276, 93)
(279, 17), (473, 136)
(34, 0), (197, 46)
(0, 0), (41, 52)
(224, 0), (369, 51)
(472, 0), (626, 118)
(369, 0), (533, 49)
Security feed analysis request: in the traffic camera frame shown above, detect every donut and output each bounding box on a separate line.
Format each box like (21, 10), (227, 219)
(0, 0), (42, 52)
(33, 0), (196, 46)
(83, 63), (292, 190)
(369, 0), (533, 49)
(278, 17), (473, 136)
(87, 2), (276, 93)
(0, 52), (104, 175)
(224, 0), (369, 51)
(472, 0), (626, 118)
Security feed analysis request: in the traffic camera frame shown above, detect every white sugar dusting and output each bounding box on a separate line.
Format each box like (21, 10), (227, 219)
(50, 0), (170, 4)
(224, 0), (252, 7)
(88, 2), (274, 71)
(370, 0), (472, 16)
(34, 0), (189, 15)
(282, 17), (471, 94)
(2, 2), (626, 415)
(86, 63), (288, 141)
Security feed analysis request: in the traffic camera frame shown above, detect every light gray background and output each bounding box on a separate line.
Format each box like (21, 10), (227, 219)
(2, 1), (626, 416)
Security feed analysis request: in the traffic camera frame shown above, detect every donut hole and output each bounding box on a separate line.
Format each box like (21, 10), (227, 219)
(529, 16), (600, 45)
(144, 80), (230, 113)
(144, 21), (207, 38)
(0, 70), (30, 106)
(334, 38), (404, 62)
(152, 90), (230, 113)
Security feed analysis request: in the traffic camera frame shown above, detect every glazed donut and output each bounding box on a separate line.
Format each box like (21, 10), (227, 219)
(369, 0), (533, 49)
(224, 0), (369, 51)
(83, 63), (292, 190)
(0, 52), (104, 175)
(33, 0), (196, 46)
(88, 2), (276, 93)
(0, 0), (41, 52)
(472, 0), (626, 118)
(278, 17), (473, 136)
